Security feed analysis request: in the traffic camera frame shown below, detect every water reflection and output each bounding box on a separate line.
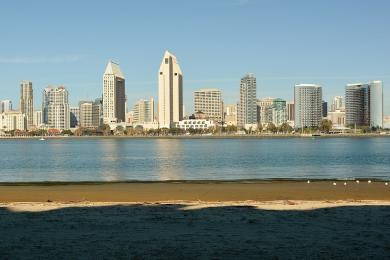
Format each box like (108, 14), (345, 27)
(99, 140), (123, 181)
(155, 139), (184, 180)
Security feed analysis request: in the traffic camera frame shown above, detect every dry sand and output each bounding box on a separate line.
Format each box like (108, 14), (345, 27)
(1, 181), (390, 259)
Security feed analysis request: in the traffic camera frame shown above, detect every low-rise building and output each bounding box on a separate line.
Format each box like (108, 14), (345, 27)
(327, 110), (346, 128)
(174, 119), (215, 131)
(0, 111), (26, 131)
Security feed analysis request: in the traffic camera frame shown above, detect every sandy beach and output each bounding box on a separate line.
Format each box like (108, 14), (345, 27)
(1, 181), (390, 259)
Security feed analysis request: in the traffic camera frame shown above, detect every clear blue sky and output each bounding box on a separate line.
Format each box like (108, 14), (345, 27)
(0, 0), (389, 114)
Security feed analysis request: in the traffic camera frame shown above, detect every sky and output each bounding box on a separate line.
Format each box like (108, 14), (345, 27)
(0, 0), (389, 114)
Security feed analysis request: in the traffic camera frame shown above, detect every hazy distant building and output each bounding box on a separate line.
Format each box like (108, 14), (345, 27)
(224, 104), (237, 126)
(103, 60), (126, 124)
(1, 100), (12, 113)
(33, 110), (42, 128)
(331, 96), (344, 112)
(158, 51), (183, 128)
(20, 81), (33, 129)
(94, 98), (103, 126)
(328, 110), (346, 128)
(238, 73), (257, 128)
(286, 101), (295, 127)
(257, 97), (274, 125)
(132, 98), (155, 124)
(194, 89), (223, 122)
(0, 111), (26, 131)
(42, 86), (70, 130)
(294, 84), (322, 129)
(345, 81), (383, 128)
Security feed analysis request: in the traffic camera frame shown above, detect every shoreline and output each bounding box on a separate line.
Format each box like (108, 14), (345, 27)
(1, 180), (390, 203)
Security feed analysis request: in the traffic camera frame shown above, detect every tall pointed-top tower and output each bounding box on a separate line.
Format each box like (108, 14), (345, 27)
(158, 51), (183, 128)
(103, 60), (126, 124)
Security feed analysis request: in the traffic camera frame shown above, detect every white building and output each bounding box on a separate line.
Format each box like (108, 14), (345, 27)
(42, 86), (70, 130)
(132, 98), (155, 124)
(327, 110), (346, 128)
(194, 89), (223, 122)
(33, 110), (43, 128)
(103, 60), (126, 124)
(174, 119), (215, 131)
(224, 104), (237, 126)
(330, 96), (344, 112)
(0, 111), (26, 131)
(79, 101), (100, 128)
(20, 81), (34, 129)
(294, 84), (323, 129)
(1, 100), (12, 113)
(158, 50), (183, 128)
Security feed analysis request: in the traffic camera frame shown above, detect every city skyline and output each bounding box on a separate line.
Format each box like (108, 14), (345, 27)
(0, 0), (389, 114)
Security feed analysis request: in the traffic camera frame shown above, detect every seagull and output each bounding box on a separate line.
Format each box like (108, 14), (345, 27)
(344, 182), (347, 186)
(385, 182), (389, 186)
(333, 182), (337, 186)
(356, 180), (360, 184)
(368, 180), (372, 184)
(307, 180), (310, 184)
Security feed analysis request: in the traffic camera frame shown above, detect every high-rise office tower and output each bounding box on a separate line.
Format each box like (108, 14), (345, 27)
(322, 101), (328, 118)
(286, 101), (295, 121)
(270, 98), (287, 126)
(294, 84), (322, 129)
(132, 98), (155, 124)
(79, 101), (100, 128)
(193, 89), (223, 122)
(224, 104), (237, 126)
(103, 60), (126, 124)
(70, 107), (80, 128)
(42, 86), (70, 130)
(33, 110), (42, 128)
(158, 51), (183, 128)
(345, 80), (383, 128)
(238, 74), (257, 128)
(20, 81), (33, 129)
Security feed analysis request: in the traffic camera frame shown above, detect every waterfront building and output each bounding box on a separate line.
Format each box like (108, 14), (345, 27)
(103, 60), (126, 124)
(20, 81), (33, 129)
(322, 101), (328, 118)
(33, 110), (42, 128)
(270, 98), (287, 126)
(286, 101), (295, 127)
(79, 101), (100, 128)
(70, 107), (79, 128)
(94, 98), (103, 126)
(238, 73), (257, 129)
(158, 50), (183, 128)
(294, 84), (323, 129)
(174, 119), (215, 131)
(0, 111), (26, 131)
(224, 104), (237, 126)
(193, 89), (223, 122)
(345, 80), (383, 128)
(327, 110), (346, 128)
(331, 96), (344, 112)
(132, 98), (155, 124)
(42, 86), (70, 130)
(257, 97), (274, 125)
(126, 111), (134, 125)
(384, 116), (390, 129)
(1, 100), (12, 113)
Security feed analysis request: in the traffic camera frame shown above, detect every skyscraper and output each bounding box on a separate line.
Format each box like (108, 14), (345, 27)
(270, 98), (287, 126)
(238, 74), (257, 129)
(286, 101), (295, 121)
(294, 84), (322, 129)
(103, 61), (126, 124)
(224, 104), (237, 126)
(257, 97), (275, 125)
(158, 51), (183, 128)
(70, 107), (80, 128)
(42, 86), (70, 130)
(79, 101), (100, 128)
(322, 101), (328, 118)
(1, 100), (12, 113)
(132, 98), (155, 124)
(330, 96), (344, 112)
(193, 89), (223, 122)
(345, 80), (383, 128)
(20, 81), (33, 129)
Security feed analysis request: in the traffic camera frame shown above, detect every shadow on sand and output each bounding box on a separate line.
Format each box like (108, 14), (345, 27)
(0, 204), (390, 259)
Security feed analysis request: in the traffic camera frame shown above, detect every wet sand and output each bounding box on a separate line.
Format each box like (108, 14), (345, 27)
(1, 180), (390, 202)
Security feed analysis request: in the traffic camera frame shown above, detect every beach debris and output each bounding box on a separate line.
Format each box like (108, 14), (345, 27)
(356, 180), (360, 184)
(368, 180), (372, 184)
(333, 182), (337, 186)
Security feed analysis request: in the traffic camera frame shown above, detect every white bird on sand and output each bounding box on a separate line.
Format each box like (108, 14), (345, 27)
(344, 182), (347, 186)
(333, 182), (337, 186)
(385, 182), (389, 186)
(307, 180), (310, 184)
(368, 180), (372, 184)
(356, 180), (360, 184)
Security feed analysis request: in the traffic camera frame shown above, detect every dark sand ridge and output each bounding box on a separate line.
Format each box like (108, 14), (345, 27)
(1, 180), (390, 202)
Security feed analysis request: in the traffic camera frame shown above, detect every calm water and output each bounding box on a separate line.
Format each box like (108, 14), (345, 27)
(0, 137), (390, 182)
